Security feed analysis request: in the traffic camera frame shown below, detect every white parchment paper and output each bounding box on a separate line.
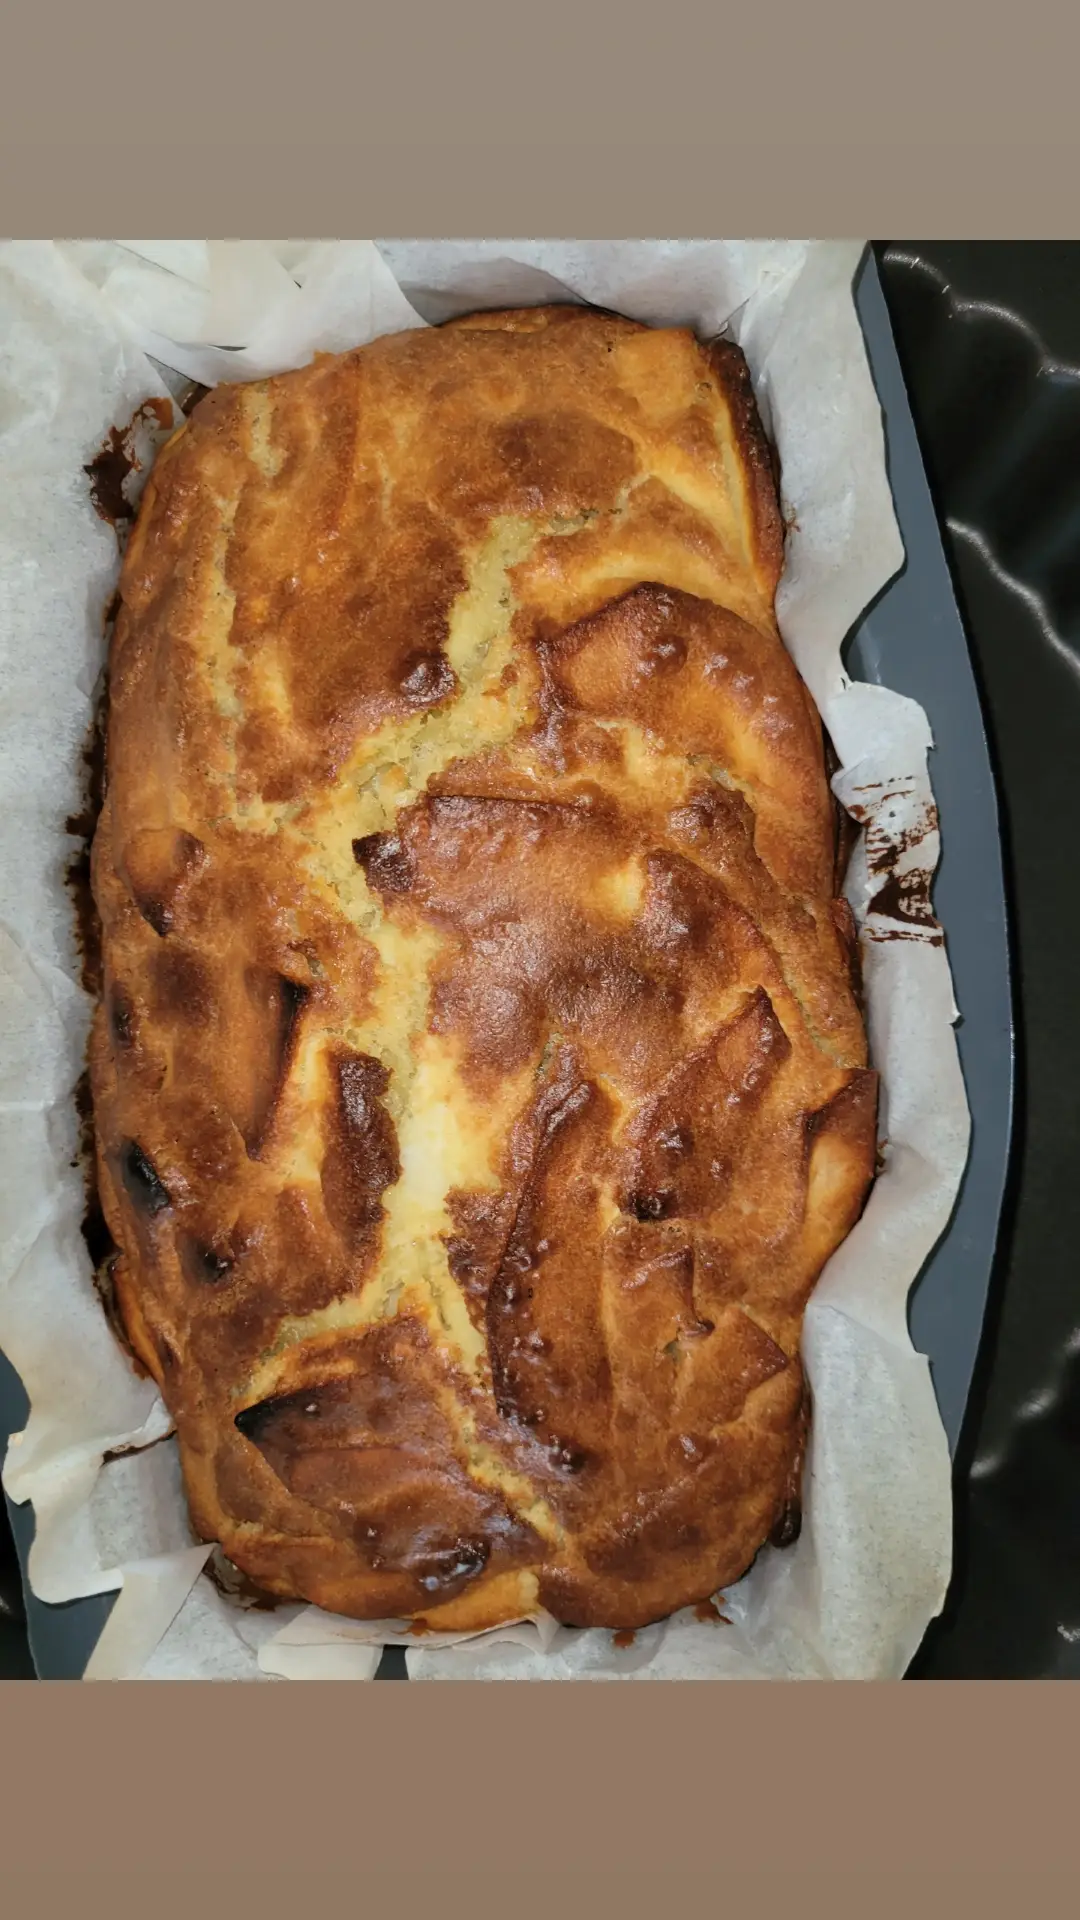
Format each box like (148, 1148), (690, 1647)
(0, 239), (967, 1681)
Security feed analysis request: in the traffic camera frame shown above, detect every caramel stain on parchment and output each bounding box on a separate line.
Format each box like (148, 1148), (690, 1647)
(83, 397), (173, 529)
(65, 685), (108, 997)
(64, 643), (139, 1370)
(694, 1599), (731, 1624)
(846, 791), (945, 948)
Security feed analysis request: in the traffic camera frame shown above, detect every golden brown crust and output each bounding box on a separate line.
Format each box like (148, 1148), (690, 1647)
(90, 305), (875, 1632)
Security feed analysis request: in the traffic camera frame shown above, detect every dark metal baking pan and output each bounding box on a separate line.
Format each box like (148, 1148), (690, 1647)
(875, 242), (1080, 1679)
(0, 243), (1015, 1679)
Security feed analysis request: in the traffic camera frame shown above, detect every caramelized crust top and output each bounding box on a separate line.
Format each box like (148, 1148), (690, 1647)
(90, 306), (875, 1631)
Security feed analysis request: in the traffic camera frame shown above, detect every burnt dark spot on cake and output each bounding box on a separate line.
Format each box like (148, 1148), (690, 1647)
(183, 1238), (235, 1285)
(442, 1188), (517, 1326)
(118, 1141), (171, 1216)
(109, 985), (136, 1047)
(139, 896), (172, 937)
(235, 1397), (282, 1442)
(352, 831), (416, 895)
(320, 1048), (401, 1243)
(122, 829), (208, 938)
(398, 648), (457, 708)
(278, 974), (308, 1033)
(548, 1439), (589, 1475)
(415, 1538), (489, 1592)
(769, 1498), (803, 1549)
(626, 1188), (677, 1222)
